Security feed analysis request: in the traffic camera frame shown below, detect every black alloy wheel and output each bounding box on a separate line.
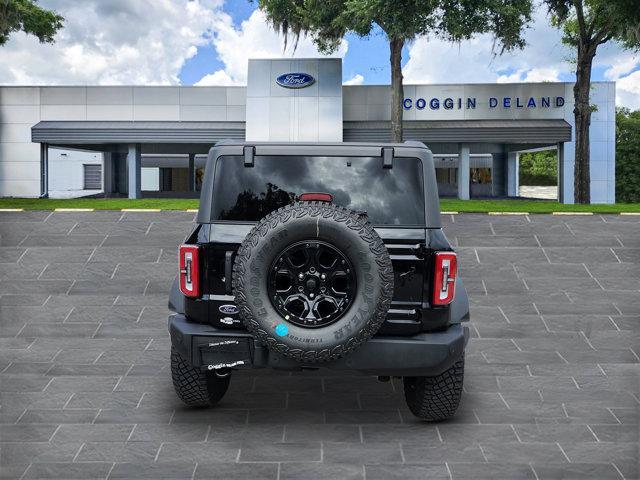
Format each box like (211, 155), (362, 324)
(267, 240), (356, 328)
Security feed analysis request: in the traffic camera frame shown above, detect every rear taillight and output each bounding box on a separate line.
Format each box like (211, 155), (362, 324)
(432, 251), (457, 306)
(179, 245), (201, 298)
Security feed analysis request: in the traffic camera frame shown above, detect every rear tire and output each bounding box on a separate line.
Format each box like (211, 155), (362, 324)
(171, 347), (230, 407)
(403, 354), (464, 421)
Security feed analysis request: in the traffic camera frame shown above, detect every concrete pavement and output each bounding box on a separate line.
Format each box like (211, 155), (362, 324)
(0, 211), (638, 479)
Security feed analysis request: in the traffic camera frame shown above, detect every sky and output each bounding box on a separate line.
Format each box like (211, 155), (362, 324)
(0, 0), (638, 108)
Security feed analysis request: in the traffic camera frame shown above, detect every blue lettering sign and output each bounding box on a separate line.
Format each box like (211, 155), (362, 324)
(443, 98), (454, 110)
(467, 98), (476, 109)
(403, 98), (412, 109)
(516, 97), (524, 108)
(430, 98), (440, 110)
(556, 96), (565, 107)
(503, 97), (511, 108)
(541, 97), (550, 108)
(416, 98), (426, 109)
(527, 97), (536, 108)
(489, 97), (498, 108)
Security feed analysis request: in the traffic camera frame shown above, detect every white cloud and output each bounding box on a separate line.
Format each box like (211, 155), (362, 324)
(196, 9), (348, 86)
(343, 74), (364, 85)
(616, 70), (640, 109)
(497, 67), (561, 83)
(0, 0), (224, 85)
(195, 70), (236, 86)
(402, 7), (639, 108)
(403, 9), (572, 85)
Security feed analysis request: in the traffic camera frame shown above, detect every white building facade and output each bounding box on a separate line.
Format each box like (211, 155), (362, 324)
(0, 58), (616, 203)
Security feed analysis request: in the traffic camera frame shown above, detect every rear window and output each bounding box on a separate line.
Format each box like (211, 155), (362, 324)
(211, 155), (425, 225)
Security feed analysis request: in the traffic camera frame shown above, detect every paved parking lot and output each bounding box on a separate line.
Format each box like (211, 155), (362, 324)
(0, 210), (638, 479)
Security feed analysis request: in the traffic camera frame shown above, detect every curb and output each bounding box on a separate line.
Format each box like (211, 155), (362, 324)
(0, 208), (24, 212)
(488, 212), (529, 215)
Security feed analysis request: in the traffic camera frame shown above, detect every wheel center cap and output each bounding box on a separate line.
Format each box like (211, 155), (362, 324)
(306, 278), (317, 291)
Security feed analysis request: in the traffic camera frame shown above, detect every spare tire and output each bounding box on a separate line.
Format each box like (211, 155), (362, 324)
(232, 201), (393, 363)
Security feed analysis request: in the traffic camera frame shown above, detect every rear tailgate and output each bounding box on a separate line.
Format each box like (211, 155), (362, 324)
(203, 224), (430, 335)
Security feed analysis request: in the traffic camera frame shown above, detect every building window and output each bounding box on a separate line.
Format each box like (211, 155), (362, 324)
(470, 168), (491, 184)
(83, 164), (102, 190)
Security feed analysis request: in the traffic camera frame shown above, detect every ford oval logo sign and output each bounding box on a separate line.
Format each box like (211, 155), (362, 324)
(219, 304), (239, 315)
(276, 72), (315, 89)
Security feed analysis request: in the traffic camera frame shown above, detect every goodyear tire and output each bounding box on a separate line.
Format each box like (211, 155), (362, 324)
(232, 202), (393, 363)
(404, 354), (465, 421)
(171, 347), (230, 407)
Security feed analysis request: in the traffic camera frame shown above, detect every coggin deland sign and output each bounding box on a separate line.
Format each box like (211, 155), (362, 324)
(403, 95), (565, 110)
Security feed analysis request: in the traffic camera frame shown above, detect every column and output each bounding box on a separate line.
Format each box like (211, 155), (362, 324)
(40, 143), (49, 198)
(457, 143), (470, 200)
(491, 150), (507, 197)
(188, 153), (196, 192)
(507, 151), (519, 197)
(127, 143), (141, 199)
(557, 142), (565, 203)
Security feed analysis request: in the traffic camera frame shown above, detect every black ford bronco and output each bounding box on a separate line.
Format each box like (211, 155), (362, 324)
(168, 141), (469, 421)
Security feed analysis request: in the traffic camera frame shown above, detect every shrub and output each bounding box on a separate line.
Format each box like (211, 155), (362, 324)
(519, 150), (558, 186)
(616, 108), (640, 203)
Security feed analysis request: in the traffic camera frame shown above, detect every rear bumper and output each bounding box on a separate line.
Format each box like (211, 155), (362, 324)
(169, 314), (469, 377)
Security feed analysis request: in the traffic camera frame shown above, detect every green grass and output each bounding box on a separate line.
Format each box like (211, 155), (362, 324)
(439, 199), (640, 214)
(0, 198), (200, 210)
(1, 197), (639, 214)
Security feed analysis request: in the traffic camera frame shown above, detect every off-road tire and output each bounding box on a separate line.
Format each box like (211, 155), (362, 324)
(232, 201), (394, 363)
(404, 354), (464, 421)
(171, 347), (230, 407)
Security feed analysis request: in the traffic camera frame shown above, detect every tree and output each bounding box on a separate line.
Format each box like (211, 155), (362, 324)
(0, 0), (64, 46)
(615, 107), (640, 203)
(544, 0), (640, 204)
(258, 0), (532, 142)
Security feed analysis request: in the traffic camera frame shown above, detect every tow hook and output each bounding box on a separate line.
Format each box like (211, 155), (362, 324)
(213, 368), (232, 378)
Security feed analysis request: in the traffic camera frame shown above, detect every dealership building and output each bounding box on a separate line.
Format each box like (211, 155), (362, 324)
(0, 58), (616, 203)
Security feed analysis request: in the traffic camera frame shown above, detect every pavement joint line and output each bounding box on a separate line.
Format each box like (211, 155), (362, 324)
(54, 208), (94, 212)
(488, 211), (529, 215)
(552, 211), (593, 215)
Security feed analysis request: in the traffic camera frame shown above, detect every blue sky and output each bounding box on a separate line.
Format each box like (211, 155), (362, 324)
(1, 0), (637, 107)
(178, 0), (620, 87)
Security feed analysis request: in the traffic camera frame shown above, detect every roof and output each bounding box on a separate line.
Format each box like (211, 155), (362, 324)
(31, 119), (571, 145)
(32, 121), (245, 144)
(345, 120), (572, 144)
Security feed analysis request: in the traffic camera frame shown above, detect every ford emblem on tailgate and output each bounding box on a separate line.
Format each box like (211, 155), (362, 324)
(219, 304), (239, 315)
(276, 72), (315, 89)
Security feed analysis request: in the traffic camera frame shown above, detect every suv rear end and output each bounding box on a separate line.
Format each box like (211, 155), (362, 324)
(169, 141), (469, 421)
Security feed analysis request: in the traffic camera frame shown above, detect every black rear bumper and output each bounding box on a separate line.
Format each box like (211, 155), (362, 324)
(169, 314), (468, 377)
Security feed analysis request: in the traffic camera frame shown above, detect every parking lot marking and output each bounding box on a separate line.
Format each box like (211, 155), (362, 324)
(552, 211), (593, 215)
(0, 208), (24, 211)
(488, 212), (529, 215)
(54, 208), (94, 212)
(121, 209), (162, 212)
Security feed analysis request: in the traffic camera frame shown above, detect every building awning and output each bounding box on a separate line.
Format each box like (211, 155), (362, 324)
(32, 121), (246, 144)
(344, 119), (572, 144)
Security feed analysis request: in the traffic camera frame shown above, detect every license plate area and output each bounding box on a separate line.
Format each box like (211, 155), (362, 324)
(194, 336), (252, 371)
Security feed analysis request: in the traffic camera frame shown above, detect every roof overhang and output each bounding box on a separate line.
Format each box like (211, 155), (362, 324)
(32, 121), (245, 144)
(344, 119), (572, 144)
